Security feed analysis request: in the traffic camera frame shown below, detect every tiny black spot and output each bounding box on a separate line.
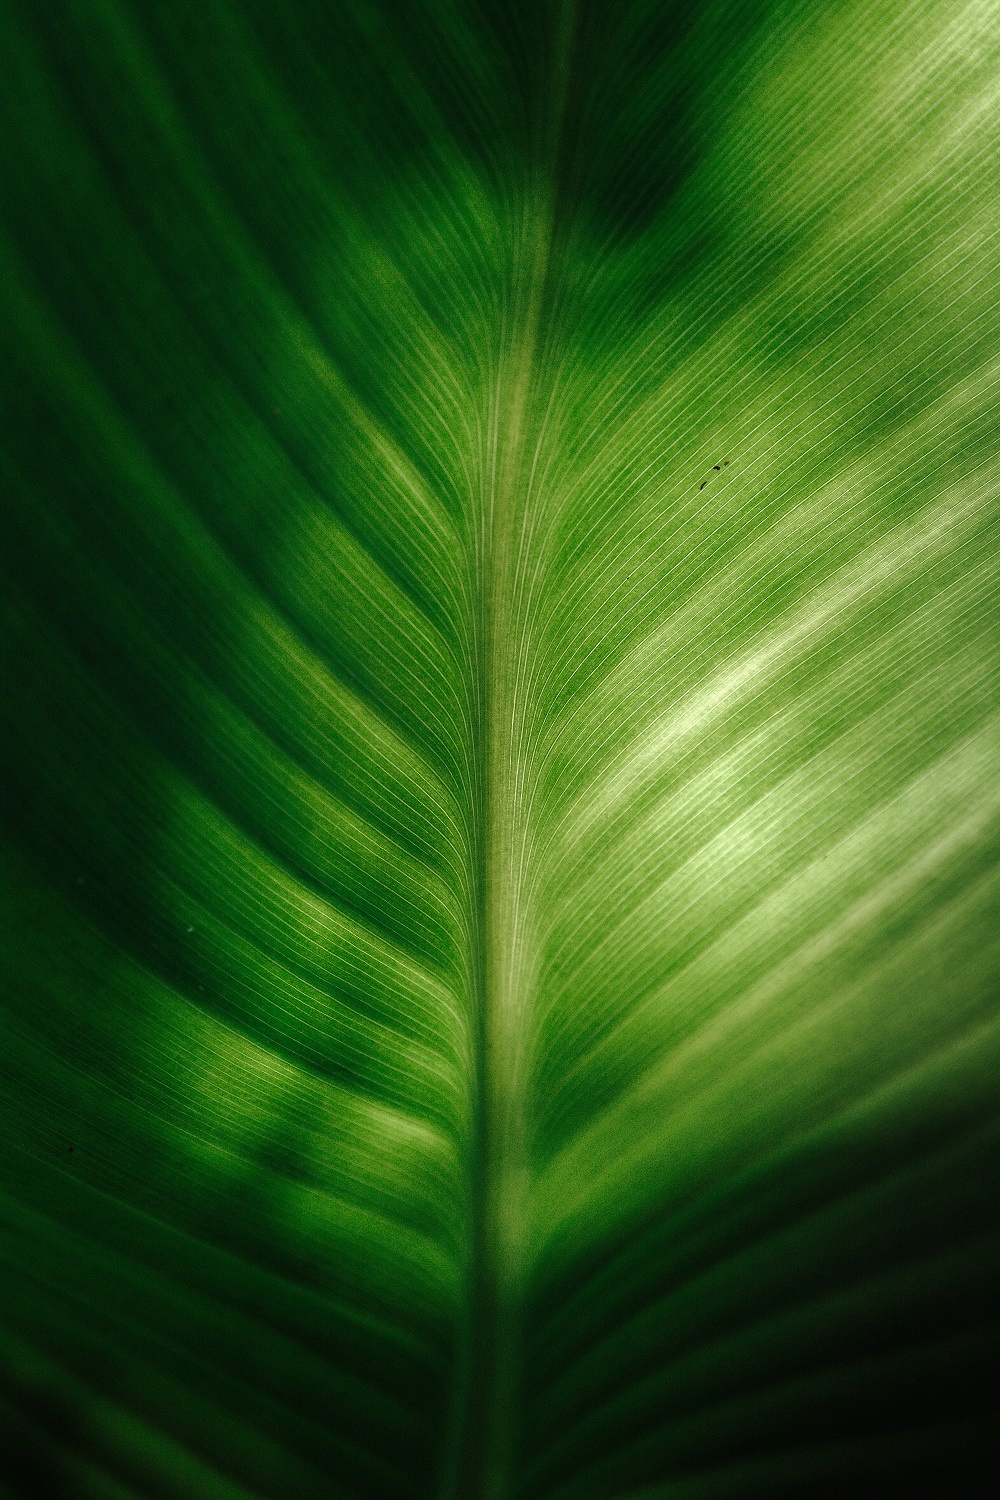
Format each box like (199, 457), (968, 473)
(67, 1146), (75, 1154)
(713, 464), (720, 471)
(699, 480), (707, 490)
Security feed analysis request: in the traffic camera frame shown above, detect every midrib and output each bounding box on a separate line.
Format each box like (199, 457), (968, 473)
(480, 193), (556, 1498)
(440, 7), (577, 1496)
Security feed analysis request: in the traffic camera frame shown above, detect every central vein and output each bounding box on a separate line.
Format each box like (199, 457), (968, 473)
(441, 7), (577, 1495)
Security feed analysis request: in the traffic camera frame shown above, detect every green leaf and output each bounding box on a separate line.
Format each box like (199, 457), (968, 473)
(2, 1), (998, 1497)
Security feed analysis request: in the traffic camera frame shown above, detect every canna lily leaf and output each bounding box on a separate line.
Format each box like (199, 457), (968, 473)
(2, 1), (998, 1496)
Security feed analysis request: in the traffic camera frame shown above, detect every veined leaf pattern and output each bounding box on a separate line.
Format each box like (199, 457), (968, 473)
(2, 2), (998, 1497)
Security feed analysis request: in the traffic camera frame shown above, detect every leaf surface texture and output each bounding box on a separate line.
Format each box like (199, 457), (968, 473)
(2, 2), (998, 1497)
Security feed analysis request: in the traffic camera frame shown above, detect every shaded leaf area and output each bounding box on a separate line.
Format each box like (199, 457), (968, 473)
(1, 2), (999, 1498)
(1, 1), (480, 1496)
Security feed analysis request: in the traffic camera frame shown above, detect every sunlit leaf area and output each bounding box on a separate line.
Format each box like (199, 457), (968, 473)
(2, 1), (999, 1496)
